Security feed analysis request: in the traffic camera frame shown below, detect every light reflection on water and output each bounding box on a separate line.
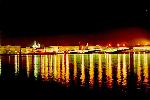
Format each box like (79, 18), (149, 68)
(143, 53), (148, 84)
(122, 54), (127, 86)
(117, 54), (121, 85)
(89, 54), (94, 88)
(98, 54), (102, 87)
(1, 53), (150, 94)
(81, 54), (85, 86)
(0, 56), (1, 75)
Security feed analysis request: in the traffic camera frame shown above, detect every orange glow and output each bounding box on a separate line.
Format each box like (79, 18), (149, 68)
(108, 44), (111, 46)
(123, 44), (125, 46)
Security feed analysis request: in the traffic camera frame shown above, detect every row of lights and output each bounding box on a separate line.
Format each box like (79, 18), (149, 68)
(108, 44), (126, 47)
(137, 44), (149, 46)
(108, 43), (149, 47)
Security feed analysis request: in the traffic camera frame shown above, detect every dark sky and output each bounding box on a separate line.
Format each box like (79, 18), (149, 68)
(1, 1), (150, 46)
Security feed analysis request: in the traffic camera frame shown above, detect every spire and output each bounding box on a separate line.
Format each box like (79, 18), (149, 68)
(32, 41), (40, 49)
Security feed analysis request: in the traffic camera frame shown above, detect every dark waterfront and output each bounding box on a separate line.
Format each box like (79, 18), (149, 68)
(0, 53), (150, 97)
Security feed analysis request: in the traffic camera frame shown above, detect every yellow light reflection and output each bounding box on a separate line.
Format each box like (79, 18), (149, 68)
(122, 54), (127, 86)
(89, 54), (94, 88)
(62, 54), (65, 83)
(53, 55), (57, 80)
(34, 55), (40, 79)
(137, 53), (141, 86)
(74, 54), (77, 80)
(117, 54), (121, 85)
(106, 54), (112, 88)
(48, 55), (53, 79)
(128, 53), (130, 73)
(106, 54), (109, 86)
(41, 55), (44, 79)
(44, 55), (48, 80)
(14, 55), (18, 74)
(14, 55), (19, 75)
(0, 56), (1, 76)
(66, 54), (69, 85)
(134, 53), (136, 73)
(57, 55), (61, 82)
(81, 54), (85, 86)
(8, 56), (10, 64)
(98, 54), (102, 87)
(26, 55), (30, 77)
(109, 54), (113, 88)
(45, 55), (48, 67)
(143, 54), (148, 83)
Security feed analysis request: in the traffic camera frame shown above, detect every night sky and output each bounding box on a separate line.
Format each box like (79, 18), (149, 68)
(1, 1), (150, 46)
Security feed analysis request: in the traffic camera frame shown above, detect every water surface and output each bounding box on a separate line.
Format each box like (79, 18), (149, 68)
(0, 53), (150, 97)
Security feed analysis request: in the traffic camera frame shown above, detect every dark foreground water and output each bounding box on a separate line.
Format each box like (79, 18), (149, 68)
(0, 53), (150, 97)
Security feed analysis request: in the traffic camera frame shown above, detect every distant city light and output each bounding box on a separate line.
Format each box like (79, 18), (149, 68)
(82, 46), (84, 50)
(86, 43), (88, 46)
(117, 44), (120, 47)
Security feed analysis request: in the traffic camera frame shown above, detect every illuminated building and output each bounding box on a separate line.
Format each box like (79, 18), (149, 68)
(1, 41), (150, 54)
(133, 46), (150, 52)
(0, 45), (21, 54)
(32, 41), (40, 49)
